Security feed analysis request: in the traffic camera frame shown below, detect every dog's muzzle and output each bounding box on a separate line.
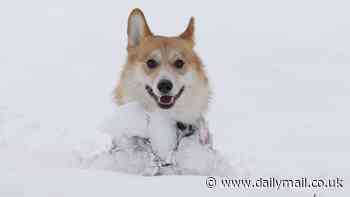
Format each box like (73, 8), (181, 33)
(145, 85), (185, 109)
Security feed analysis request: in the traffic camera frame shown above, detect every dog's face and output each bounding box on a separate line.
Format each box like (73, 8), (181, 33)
(116, 9), (210, 122)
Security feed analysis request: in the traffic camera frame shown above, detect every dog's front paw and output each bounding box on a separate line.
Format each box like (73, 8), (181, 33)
(198, 118), (211, 145)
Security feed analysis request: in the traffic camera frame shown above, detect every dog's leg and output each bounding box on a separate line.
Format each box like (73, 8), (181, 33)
(132, 136), (163, 176)
(164, 150), (176, 166)
(142, 154), (162, 176)
(198, 116), (212, 146)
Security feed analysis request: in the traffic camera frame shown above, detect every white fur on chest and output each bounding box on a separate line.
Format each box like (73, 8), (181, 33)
(102, 102), (177, 159)
(147, 111), (177, 158)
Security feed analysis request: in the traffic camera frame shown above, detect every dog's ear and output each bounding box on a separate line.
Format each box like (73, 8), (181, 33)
(179, 17), (195, 46)
(127, 8), (153, 49)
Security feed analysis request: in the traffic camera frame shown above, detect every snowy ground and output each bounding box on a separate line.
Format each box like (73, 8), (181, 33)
(0, 0), (349, 196)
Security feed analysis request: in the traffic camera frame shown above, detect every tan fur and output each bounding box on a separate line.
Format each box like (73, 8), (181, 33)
(114, 8), (210, 123)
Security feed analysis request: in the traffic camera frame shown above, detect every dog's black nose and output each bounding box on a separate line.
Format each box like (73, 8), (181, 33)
(157, 79), (173, 94)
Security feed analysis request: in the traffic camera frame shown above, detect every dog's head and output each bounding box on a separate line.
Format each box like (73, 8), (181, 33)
(116, 8), (210, 121)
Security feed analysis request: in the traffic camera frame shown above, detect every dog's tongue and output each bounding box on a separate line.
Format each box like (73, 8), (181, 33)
(159, 96), (173, 104)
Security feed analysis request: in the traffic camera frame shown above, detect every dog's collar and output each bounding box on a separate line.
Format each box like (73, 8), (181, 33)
(176, 121), (196, 137)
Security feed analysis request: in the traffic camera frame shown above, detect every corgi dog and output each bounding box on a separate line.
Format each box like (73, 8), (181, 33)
(115, 8), (210, 126)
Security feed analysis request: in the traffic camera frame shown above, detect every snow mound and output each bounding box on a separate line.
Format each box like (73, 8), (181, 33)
(78, 102), (236, 176)
(0, 104), (236, 176)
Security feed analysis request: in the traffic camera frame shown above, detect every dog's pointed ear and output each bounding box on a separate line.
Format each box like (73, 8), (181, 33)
(179, 17), (195, 46)
(127, 8), (153, 48)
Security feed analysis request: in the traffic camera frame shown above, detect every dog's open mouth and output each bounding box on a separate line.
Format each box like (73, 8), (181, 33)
(145, 85), (185, 109)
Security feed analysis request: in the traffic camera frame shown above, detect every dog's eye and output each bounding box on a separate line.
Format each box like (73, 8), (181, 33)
(146, 59), (158, 69)
(174, 59), (184, 69)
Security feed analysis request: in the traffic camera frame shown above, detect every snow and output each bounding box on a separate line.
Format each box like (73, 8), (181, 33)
(1, 0), (350, 196)
(100, 102), (178, 161)
(99, 102), (150, 140)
